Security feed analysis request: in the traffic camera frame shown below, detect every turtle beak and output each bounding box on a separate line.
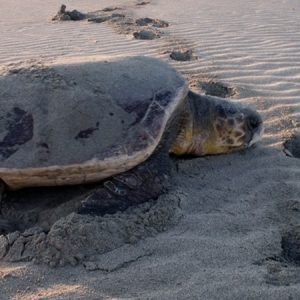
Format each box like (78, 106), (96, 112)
(246, 112), (264, 147)
(248, 128), (264, 147)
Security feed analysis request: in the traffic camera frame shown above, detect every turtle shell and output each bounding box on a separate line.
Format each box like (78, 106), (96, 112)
(0, 56), (188, 189)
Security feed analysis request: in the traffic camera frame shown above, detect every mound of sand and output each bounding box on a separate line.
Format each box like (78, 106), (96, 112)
(1, 193), (182, 267)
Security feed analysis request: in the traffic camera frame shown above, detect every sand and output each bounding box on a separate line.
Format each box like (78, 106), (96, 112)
(0, 0), (300, 299)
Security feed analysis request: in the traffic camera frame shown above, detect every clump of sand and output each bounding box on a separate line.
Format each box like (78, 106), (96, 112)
(0, 193), (182, 267)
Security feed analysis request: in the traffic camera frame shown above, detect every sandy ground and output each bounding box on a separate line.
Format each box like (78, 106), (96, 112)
(0, 0), (300, 299)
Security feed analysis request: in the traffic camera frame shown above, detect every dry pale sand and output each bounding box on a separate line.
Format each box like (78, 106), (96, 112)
(0, 0), (300, 299)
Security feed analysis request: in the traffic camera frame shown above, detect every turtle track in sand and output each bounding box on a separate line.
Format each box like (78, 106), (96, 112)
(52, 4), (169, 41)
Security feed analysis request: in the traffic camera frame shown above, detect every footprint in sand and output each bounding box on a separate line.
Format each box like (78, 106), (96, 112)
(136, 1), (151, 6)
(189, 77), (236, 98)
(88, 13), (125, 24)
(135, 17), (169, 28)
(88, 16), (111, 23)
(133, 30), (160, 40)
(199, 81), (236, 98)
(169, 49), (197, 61)
(133, 17), (169, 40)
(102, 6), (123, 12)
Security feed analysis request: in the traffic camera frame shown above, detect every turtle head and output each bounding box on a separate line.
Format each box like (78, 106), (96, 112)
(203, 100), (263, 155)
(170, 92), (263, 156)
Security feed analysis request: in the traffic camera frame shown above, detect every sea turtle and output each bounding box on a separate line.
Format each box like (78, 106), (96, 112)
(0, 56), (263, 232)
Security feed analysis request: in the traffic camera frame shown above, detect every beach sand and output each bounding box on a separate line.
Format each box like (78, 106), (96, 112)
(0, 0), (300, 299)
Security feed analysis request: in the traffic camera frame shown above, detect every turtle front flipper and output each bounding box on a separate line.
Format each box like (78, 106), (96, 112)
(78, 152), (172, 216)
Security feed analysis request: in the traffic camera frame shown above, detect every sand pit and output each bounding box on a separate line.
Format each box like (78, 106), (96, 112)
(0, 0), (300, 299)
